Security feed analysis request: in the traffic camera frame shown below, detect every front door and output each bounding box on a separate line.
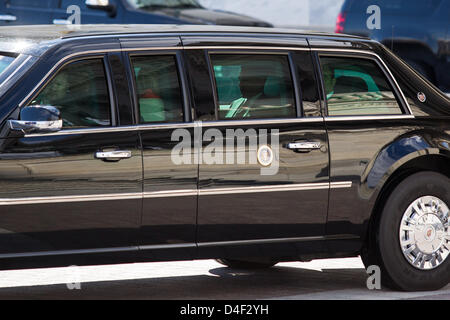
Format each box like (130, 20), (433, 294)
(0, 55), (142, 256)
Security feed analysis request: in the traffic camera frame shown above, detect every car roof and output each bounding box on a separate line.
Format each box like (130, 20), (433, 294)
(0, 24), (369, 56)
(0, 24), (367, 41)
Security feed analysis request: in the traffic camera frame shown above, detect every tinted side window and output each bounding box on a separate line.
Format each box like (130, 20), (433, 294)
(29, 59), (111, 128)
(292, 51), (321, 117)
(131, 55), (183, 124)
(210, 54), (296, 120)
(320, 56), (403, 116)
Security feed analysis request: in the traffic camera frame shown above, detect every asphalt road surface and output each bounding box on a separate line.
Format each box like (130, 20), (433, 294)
(0, 257), (448, 300)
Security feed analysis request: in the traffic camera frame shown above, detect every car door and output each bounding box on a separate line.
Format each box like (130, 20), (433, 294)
(314, 47), (415, 246)
(120, 37), (198, 260)
(0, 48), (142, 256)
(183, 37), (331, 259)
(0, 0), (56, 25)
(53, 0), (121, 25)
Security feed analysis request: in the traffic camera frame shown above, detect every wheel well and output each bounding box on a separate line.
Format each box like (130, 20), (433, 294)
(364, 155), (450, 248)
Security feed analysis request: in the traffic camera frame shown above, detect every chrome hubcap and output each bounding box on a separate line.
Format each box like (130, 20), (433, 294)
(399, 196), (450, 270)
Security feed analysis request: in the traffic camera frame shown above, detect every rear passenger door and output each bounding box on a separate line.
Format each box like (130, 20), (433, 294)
(120, 37), (198, 260)
(183, 38), (331, 258)
(0, 0), (56, 25)
(315, 48), (414, 242)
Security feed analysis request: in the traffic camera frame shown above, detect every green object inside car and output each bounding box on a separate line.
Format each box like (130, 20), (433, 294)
(334, 69), (380, 92)
(139, 98), (166, 122)
(133, 56), (183, 124)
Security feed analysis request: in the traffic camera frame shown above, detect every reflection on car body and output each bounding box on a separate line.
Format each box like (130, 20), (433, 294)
(0, 25), (448, 291)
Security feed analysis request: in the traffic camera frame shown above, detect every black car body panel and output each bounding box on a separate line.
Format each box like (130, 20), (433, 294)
(0, 25), (448, 269)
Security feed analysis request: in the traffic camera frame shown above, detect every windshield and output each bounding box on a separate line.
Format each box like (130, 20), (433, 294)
(0, 54), (34, 100)
(128, 0), (201, 9)
(0, 55), (15, 77)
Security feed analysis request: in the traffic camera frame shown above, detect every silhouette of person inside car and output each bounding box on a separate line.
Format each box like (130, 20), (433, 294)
(227, 63), (272, 118)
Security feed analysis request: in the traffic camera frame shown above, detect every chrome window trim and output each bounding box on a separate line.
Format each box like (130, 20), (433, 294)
(184, 46), (310, 51)
(324, 115), (415, 122)
(23, 113), (416, 137)
(199, 117), (324, 127)
(313, 48), (414, 116)
(24, 118), (325, 137)
(24, 122), (197, 137)
(0, 182), (351, 205)
(19, 49), (122, 108)
(18, 46), (415, 138)
(18, 46), (308, 108)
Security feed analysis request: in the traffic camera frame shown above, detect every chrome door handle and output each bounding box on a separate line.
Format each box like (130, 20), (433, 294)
(53, 19), (71, 25)
(287, 141), (321, 151)
(0, 14), (17, 21)
(95, 150), (132, 161)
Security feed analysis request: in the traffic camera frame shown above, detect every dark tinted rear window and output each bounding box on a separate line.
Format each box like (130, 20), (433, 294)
(320, 56), (403, 116)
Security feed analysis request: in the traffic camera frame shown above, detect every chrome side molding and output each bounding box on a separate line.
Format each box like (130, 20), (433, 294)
(0, 182), (352, 205)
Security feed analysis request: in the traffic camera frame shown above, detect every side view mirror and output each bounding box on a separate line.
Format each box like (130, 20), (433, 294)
(8, 105), (62, 135)
(86, 0), (116, 15)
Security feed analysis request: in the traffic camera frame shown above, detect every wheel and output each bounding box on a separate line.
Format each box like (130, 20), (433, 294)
(215, 258), (277, 269)
(363, 171), (450, 291)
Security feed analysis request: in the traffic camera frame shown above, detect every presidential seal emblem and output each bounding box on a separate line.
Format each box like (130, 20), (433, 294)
(417, 92), (426, 103)
(257, 145), (274, 167)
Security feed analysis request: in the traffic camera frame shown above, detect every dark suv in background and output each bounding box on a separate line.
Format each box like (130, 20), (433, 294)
(0, 0), (272, 27)
(336, 0), (450, 94)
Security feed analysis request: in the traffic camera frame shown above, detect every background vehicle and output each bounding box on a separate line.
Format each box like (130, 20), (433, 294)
(0, 25), (448, 291)
(336, 0), (450, 94)
(0, 0), (272, 27)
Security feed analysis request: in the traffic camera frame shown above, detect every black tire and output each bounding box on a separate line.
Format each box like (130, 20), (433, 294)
(215, 258), (277, 269)
(363, 171), (450, 291)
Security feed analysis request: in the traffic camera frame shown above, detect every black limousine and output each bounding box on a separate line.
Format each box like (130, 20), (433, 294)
(0, 25), (448, 291)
